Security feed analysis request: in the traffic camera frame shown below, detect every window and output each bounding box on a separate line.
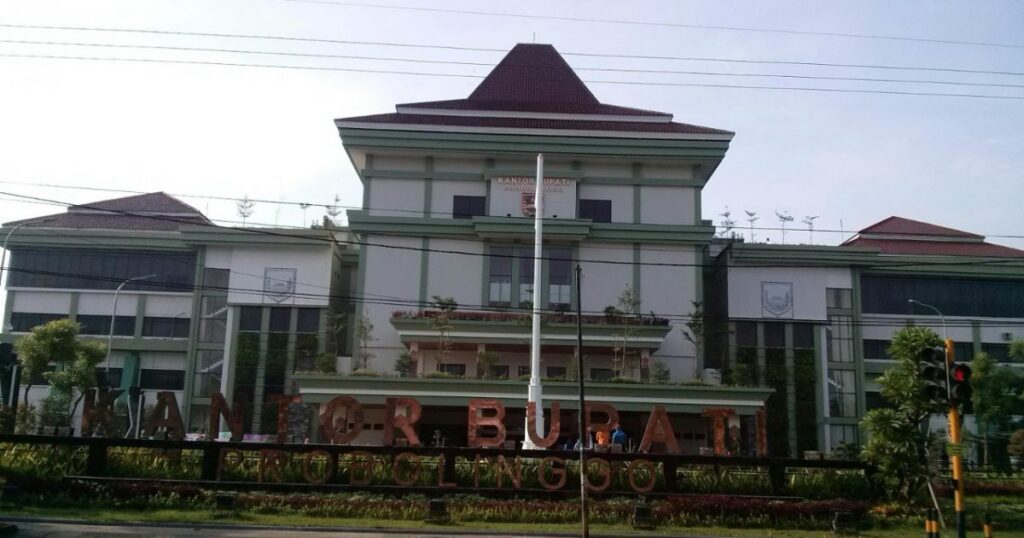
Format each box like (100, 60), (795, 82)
(452, 196), (486, 219)
(488, 365), (509, 379)
(139, 369), (185, 390)
(829, 425), (859, 451)
(76, 314), (135, 336)
(981, 343), (1010, 362)
(488, 246), (573, 309)
(203, 268), (229, 290)
(96, 367), (123, 388)
(827, 315), (854, 363)
(142, 317), (190, 338)
(734, 322), (757, 347)
(862, 339), (892, 360)
(9, 248), (196, 292)
(953, 341), (974, 362)
(192, 350), (223, 398)
(519, 249), (534, 306)
(764, 322), (785, 349)
(826, 288), (853, 309)
(861, 276), (1024, 318)
(590, 368), (614, 382)
(517, 366), (530, 377)
(269, 307), (291, 333)
(438, 363), (466, 377)
(9, 313), (65, 332)
(865, 391), (894, 411)
(297, 308), (320, 333)
(199, 296), (228, 343)
(546, 366), (566, 379)
(828, 370), (857, 417)
(548, 248), (572, 309)
(488, 247), (513, 307)
(793, 323), (815, 349)
(578, 199), (612, 223)
(238, 306), (262, 332)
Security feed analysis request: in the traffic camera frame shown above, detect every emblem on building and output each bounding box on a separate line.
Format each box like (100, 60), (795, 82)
(761, 281), (793, 318)
(521, 192), (536, 217)
(264, 268), (297, 303)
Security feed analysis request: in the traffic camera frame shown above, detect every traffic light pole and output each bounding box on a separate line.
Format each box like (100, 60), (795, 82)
(945, 338), (966, 538)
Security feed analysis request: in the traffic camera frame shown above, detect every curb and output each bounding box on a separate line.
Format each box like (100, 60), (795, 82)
(0, 516), (728, 537)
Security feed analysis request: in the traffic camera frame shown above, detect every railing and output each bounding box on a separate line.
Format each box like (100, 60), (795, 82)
(0, 434), (871, 498)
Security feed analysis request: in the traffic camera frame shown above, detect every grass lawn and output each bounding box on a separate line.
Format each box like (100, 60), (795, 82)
(3, 503), (1024, 538)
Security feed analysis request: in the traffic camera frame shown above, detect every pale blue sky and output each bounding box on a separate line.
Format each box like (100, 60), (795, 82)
(1, 0), (1022, 248)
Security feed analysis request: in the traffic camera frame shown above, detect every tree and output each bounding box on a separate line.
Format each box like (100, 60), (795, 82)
(1009, 339), (1024, 363)
(325, 311), (348, 356)
(394, 352), (415, 378)
(860, 326), (943, 502)
(971, 352), (1024, 466)
(681, 301), (705, 378)
(476, 350), (499, 379)
(353, 315), (375, 371)
(612, 285), (640, 378)
(429, 296), (457, 362)
(14, 319), (105, 427)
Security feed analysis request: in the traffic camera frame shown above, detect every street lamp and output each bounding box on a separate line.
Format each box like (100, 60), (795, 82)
(908, 299), (947, 340)
(104, 274), (158, 377)
(0, 222), (32, 308)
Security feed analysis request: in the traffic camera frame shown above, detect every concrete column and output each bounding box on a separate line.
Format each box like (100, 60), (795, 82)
(784, 323), (797, 457)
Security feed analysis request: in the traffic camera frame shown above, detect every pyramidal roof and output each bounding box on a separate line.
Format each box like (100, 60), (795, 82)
(841, 216), (1024, 257)
(337, 44), (731, 137)
(5, 192), (211, 231)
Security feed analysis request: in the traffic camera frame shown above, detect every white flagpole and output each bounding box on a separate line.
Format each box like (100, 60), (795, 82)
(524, 153), (545, 449)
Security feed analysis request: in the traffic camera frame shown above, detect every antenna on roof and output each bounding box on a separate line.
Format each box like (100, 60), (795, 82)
(744, 210), (758, 243)
(802, 215), (820, 244)
(719, 206), (735, 239)
(775, 210), (794, 244)
(236, 195), (255, 227)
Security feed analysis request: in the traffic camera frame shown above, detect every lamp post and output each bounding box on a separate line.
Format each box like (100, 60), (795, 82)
(908, 299), (946, 341)
(524, 153), (545, 449)
(0, 222), (31, 303)
(104, 274), (157, 377)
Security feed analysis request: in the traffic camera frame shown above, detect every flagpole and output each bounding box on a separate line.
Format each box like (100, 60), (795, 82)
(524, 153), (545, 449)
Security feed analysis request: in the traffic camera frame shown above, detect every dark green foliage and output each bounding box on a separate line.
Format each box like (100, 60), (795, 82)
(860, 326), (943, 502)
(794, 351), (818, 453)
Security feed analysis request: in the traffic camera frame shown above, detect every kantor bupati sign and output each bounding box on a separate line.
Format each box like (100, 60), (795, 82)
(77, 389), (769, 493)
(489, 176), (577, 218)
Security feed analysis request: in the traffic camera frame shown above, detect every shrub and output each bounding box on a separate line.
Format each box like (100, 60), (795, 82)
(314, 353), (336, 374)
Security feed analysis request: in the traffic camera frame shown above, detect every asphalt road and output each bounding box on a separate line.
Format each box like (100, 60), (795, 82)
(0, 520), (569, 538)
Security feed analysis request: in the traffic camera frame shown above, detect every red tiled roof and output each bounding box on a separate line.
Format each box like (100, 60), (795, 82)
(857, 216), (982, 239)
(842, 237), (1024, 257)
(5, 192), (211, 231)
(397, 98), (668, 117)
(338, 112), (730, 135)
(338, 44), (731, 136)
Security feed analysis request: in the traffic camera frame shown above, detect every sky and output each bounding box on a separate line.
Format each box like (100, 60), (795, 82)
(1, 0), (1023, 249)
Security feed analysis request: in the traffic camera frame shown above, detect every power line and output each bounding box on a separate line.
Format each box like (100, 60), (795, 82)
(3, 190), (1024, 281)
(5, 39), (1024, 90)
(3, 23), (1023, 78)
(4, 264), (1024, 329)
(278, 0), (1024, 50)
(5, 52), (1024, 101)
(2, 180), (1024, 241)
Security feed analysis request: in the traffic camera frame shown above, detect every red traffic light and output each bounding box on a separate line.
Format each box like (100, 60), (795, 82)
(951, 364), (971, 383)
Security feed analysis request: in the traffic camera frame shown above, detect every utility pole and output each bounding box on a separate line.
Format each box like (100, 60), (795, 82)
(524, 153), (545, 449)
(946, 338), (967, 538)
(575, 263), (588, 538)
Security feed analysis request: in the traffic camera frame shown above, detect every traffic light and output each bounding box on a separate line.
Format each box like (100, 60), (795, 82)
(918, 346), (948, 406)
(949, 362), (972, 406)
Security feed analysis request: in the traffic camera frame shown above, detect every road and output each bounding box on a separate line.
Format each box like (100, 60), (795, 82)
(1, 520), (572, 538)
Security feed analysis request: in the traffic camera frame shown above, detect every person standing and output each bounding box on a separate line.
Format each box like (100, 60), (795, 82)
(611, 425), (627, 447)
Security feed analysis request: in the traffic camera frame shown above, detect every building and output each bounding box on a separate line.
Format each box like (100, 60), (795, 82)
(711, 216), (1024, 455)
(0, 192), (356, 435)
(2, 43), (1022, 456)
